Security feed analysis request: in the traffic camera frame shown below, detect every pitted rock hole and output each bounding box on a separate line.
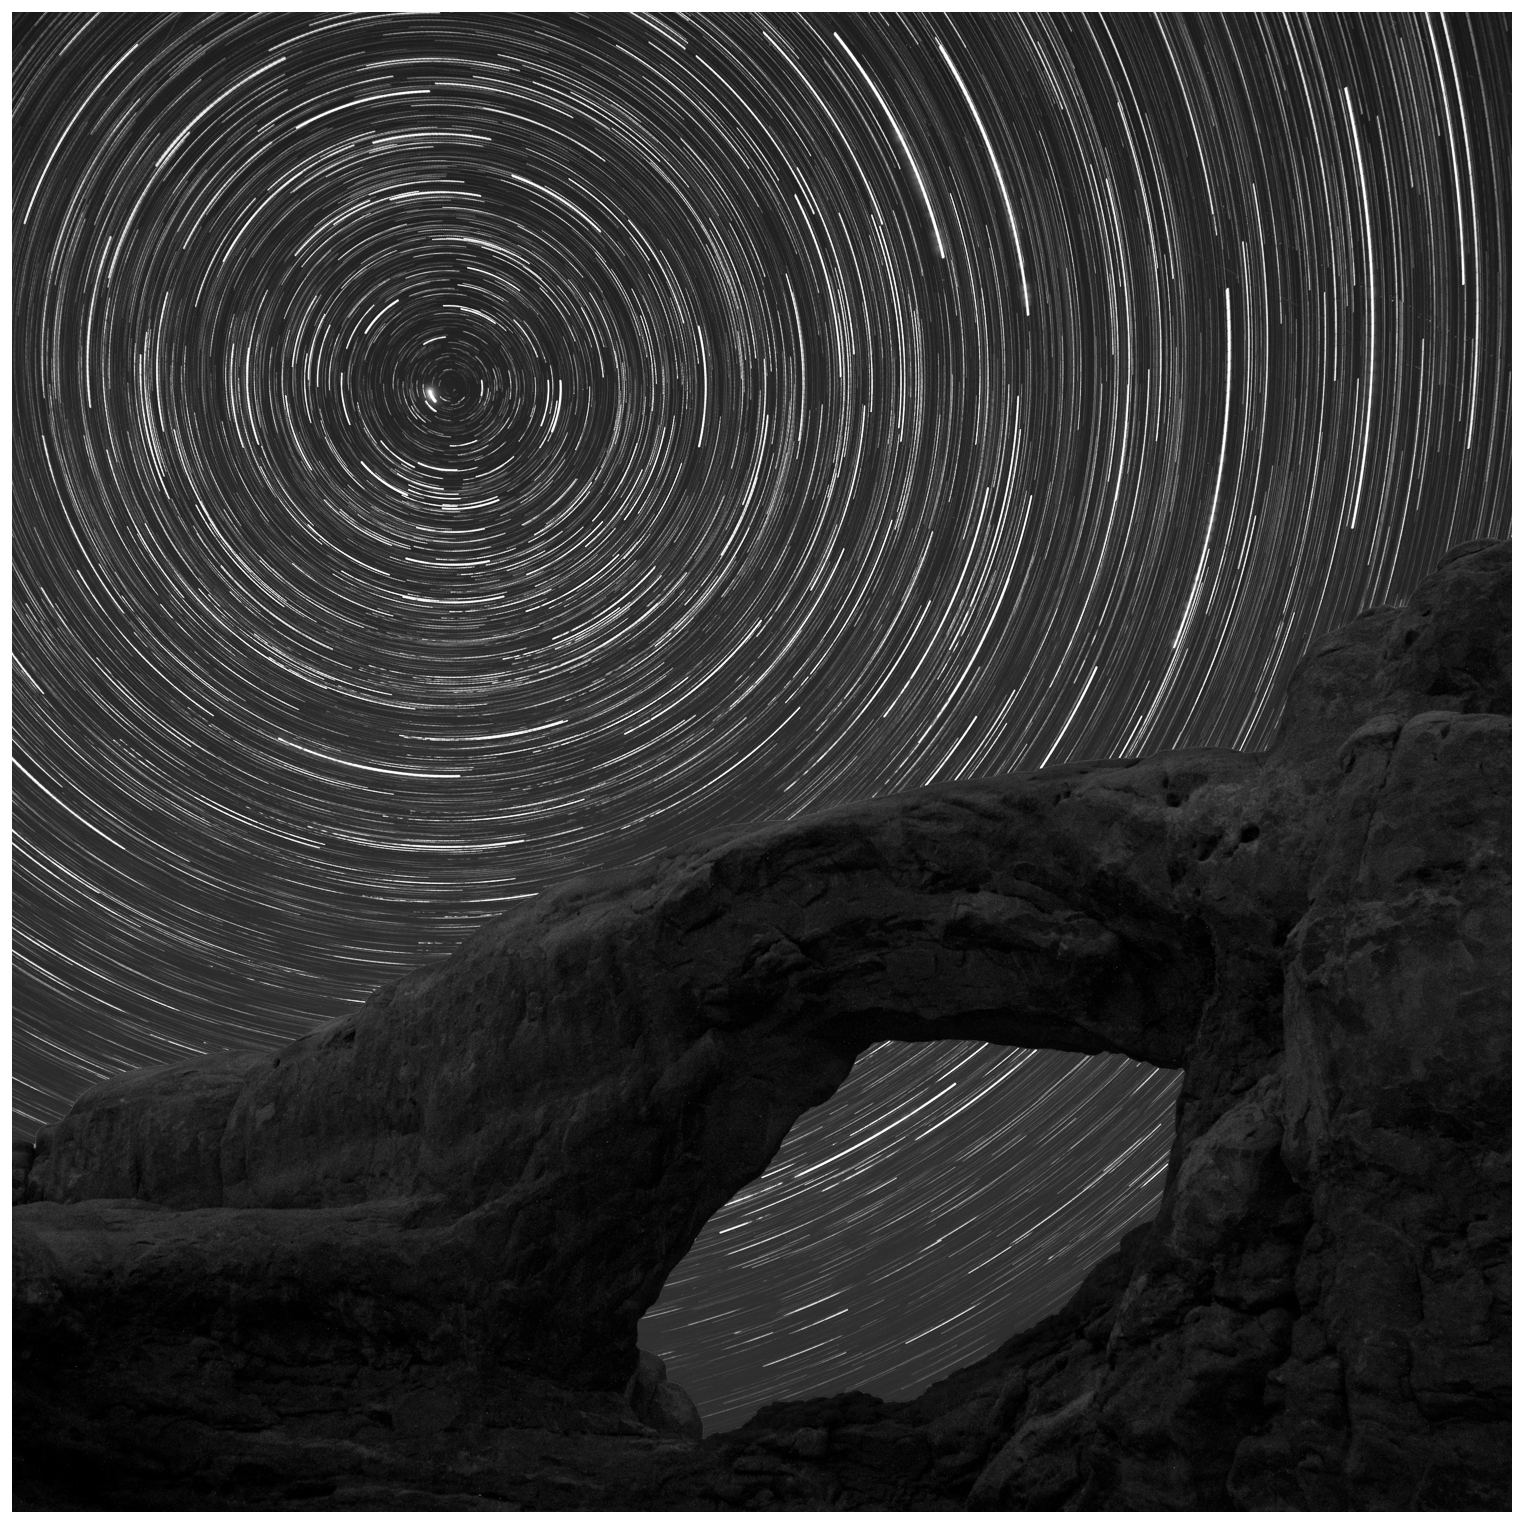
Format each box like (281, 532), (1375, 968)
(639, 1040), (1179, 1433)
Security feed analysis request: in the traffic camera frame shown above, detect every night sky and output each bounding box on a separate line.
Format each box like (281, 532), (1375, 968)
(13, 13), (1510, 1432)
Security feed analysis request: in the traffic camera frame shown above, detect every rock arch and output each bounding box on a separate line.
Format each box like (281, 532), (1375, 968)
(26, 748), (1234, 1383)
(16, 541), (1510, 1508)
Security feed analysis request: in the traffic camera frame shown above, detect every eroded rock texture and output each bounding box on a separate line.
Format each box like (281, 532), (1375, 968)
(14, 541), (1509, 1509)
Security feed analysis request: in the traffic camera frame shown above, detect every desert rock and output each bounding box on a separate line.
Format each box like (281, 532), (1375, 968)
(14, 541), (1509, 1509)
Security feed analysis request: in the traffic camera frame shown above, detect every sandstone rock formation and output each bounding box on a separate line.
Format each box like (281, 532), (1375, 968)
(14, 540), (1509, 1509)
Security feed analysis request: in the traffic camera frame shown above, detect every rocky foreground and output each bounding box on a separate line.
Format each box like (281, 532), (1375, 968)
(14, 540), (1509, 1509)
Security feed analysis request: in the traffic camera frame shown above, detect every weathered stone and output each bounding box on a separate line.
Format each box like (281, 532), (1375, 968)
(27, 1052), (268, 1209)
(13, 1141), (36, 1206)
(984, 1369), (1029, 1432)
(789, 1425), (830, 1458)
(13, 542), (1509, 1509)
(967, 1386), (1096, 1508)
(624, 1348), (703, 1442)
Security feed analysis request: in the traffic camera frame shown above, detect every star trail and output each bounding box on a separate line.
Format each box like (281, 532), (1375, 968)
(644, 1043), (1178, 1432)
(13, 14), (1510, 1430)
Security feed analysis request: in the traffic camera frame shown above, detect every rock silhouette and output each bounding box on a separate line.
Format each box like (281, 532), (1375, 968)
(14, 541), (1509, 1509)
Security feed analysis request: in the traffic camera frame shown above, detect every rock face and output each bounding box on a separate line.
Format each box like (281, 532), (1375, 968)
(14, 541), (1509, 1510)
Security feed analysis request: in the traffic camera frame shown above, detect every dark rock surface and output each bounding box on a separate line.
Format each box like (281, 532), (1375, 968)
(14, 541), (1509, 1509)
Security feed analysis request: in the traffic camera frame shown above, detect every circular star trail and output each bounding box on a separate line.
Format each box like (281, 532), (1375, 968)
(14, 14), (1510, 1429)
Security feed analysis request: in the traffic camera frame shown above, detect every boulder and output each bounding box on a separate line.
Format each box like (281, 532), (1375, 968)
(625, 1348), (704, 1442)
(13, 541), (1509, 1508)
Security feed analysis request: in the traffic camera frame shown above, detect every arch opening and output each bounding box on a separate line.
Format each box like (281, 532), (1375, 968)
(639, 1038), (1179, 1433)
